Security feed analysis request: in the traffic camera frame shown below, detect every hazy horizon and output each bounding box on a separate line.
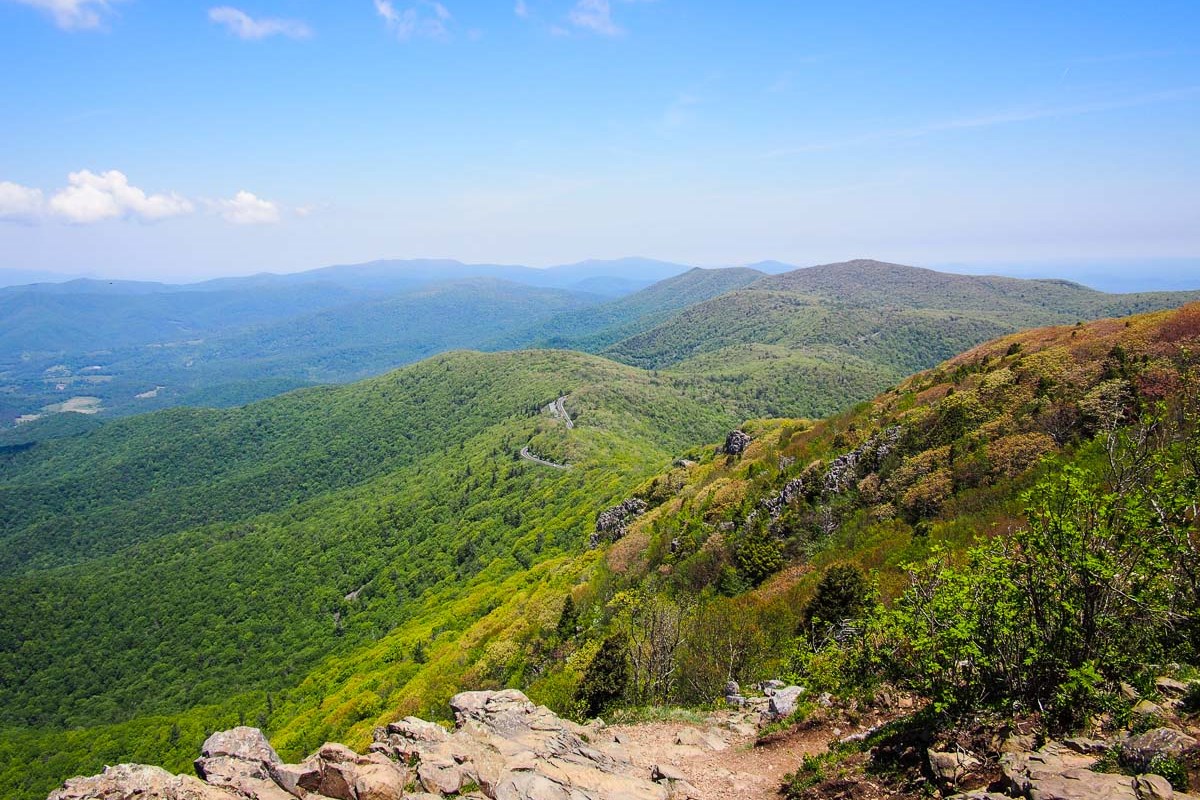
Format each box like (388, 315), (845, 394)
(3, 254), (1198, 295)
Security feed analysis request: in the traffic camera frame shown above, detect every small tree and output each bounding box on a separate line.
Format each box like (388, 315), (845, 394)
(556, 594), (579, 640)
(803, 564), (871, 631)
(576, 634), (629, 717)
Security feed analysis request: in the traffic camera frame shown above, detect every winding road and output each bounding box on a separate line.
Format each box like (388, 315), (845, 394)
(519, 446), (569, 469)
(550, 396), (575, 429)
(519, 395), (575, 468)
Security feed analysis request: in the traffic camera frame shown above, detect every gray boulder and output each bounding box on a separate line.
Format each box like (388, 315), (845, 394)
(766, 685), (805, 719)
(723, 430), (751, 456)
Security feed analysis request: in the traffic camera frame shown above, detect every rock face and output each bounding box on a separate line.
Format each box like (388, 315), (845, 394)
(47, 691), (666, 800)
(589, 498), (649, 548)
(722, 430), (751, 456)
(823, 426), (903, 494)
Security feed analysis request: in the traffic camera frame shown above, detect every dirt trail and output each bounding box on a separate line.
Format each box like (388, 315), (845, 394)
(604, 714), (830, 800)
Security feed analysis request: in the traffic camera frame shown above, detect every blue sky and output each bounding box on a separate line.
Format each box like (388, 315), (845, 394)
(1, 0), (1198, 281)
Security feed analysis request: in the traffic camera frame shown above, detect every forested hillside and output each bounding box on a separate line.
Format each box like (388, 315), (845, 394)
(0, 349), (731, 798)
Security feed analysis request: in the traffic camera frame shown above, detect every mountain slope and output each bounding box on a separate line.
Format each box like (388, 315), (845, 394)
(600, 260), (1200, 418)
(499, 266), (766, 352)
(4, 304), (1198, 800)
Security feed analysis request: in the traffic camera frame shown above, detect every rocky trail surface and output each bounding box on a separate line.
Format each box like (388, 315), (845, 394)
(44, 688), (834, 800)
(42, 678), (1200, 800)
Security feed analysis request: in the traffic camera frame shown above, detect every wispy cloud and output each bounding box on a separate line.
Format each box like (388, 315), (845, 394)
(214, 190), (281, 224)
(765, 86), (1200, 158)
(7, 0), (118, 30)
(659, 92), (700, 132)
(568, 0), (619, 36)
(375, 0), (452, 41)
(514, 0), (528, 18)
(208, 7), (311, 40)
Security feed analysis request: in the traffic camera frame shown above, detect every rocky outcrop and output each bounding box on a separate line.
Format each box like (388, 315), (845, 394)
(823, 426), (903, 494)
(722, 430), (751, 456)
(996, 739), (1200, 800)
(47, 690), (667, 800)
(194, 727), (289, 800)
(589, 498), (649, 548)
(49, 764), (235, 800)
(758, 478), (805, 519)
(373, 689), (666, 800)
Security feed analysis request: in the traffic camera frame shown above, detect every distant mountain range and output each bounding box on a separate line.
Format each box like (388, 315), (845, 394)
(2, 257), (1198, 427)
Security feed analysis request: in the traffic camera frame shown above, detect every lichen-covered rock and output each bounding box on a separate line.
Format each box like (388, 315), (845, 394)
(723, 430), (751, 456)
(589, 498), (649, 548)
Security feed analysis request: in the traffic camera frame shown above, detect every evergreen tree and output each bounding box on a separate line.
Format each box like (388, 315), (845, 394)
(575, 634), (629, 717)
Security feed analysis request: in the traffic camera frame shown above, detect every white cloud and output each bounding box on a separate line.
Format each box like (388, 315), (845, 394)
(208, 6), (311, 40)
(48, 170), (193, 223)
(0, 182), (45, 219)
(568, 0), (620, 35)
(217, 190), (281, 224)
(514, 0), (528, 18)
(375, 0), (452, 40)
(8, 0), (116, 30)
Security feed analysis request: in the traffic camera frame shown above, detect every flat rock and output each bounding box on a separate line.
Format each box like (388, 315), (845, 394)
(1155, 677), (1190, 697)
(1123, 728), (1200, 765)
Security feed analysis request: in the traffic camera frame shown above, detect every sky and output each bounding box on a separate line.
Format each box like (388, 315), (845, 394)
(0, 0), (1198, 282)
